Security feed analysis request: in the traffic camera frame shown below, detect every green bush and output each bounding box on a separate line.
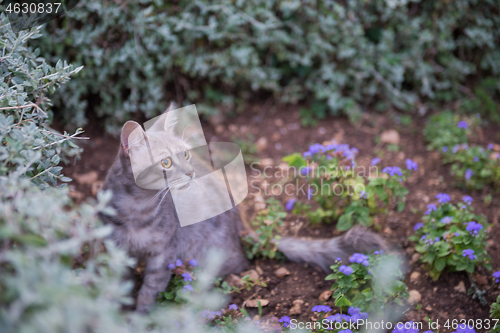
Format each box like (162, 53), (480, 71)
(409, 195), (491, 280)
(33, 0), (500, 133)
(283, 143), (412, 231)
(325, 252), (408, 313)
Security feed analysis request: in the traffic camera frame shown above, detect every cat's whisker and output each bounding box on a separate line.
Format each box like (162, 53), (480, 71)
(153, 187), (171, 221)
(192, 178), (210, 196)
(183, 132), (199, 144)
(146, 187), (169, 207)
(181, 124), (191, 141)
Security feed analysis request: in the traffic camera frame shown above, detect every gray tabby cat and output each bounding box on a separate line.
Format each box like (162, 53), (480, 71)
(100, 110), (386, 313)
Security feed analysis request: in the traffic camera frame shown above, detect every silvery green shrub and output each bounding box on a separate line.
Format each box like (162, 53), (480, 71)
(0, 12), (265, 333)
(33, 0), (500, 133)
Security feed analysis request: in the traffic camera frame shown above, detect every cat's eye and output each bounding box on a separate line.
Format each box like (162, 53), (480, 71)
(161, 157), (172, 169)
(184, 150), (190, 160)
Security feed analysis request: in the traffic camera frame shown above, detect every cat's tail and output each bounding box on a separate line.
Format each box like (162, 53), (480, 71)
(276, 226), (387, 272)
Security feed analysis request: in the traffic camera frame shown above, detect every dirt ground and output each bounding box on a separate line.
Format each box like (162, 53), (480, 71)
(64, 102), (500, 332)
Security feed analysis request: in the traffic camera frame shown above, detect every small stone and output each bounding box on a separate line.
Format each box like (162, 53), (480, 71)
(408, 290), (421, 304)
(493, 143), (500, 152)
(215, 125), (225, 134)
(380, 130), (400, 145)
(255, 265), (264, 276)
(241, 269), (260, 282)
(454, 281), (466, 293)
(256, 137), (268, 152)
(410, 271), (421, 283)
(68, 189), (85, 201)
(225, 274), (245, 288)
(274, 118), (284, 127)
(228, 124), (238, 132)
(318, 290), (332, 302)
(411, 253), (420, 264)
(91, 181), (104, 196)
(397, 152), (405, 160)
(289, 299), (304, 315)
(73, 171), (98, 186)
(274, 267), (290, 278)
(246, 299), (269, 308)
(425, 306), (432, 312)
(259, 158), (274, 168)
(271, 132), (281, 141)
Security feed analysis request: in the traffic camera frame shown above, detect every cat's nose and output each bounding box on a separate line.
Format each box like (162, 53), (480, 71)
(186, 170), (194, 179)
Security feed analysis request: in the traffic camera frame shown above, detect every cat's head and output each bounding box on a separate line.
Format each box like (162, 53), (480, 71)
(120, 110), (196, 191)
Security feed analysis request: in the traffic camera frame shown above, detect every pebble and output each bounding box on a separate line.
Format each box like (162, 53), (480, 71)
(225, 274), (244, 288)
(318, 290), (332, 302)
(241, 269), (260, 282)
(73, 171), (98, 185)
(380, 129), (400, 145)
(256, 137), (268, 152)
(408, 290), (421, 304)
(411, 253), (420, 264)
(454, 281), (466, 293)
(410, 271), (421, 283)
(289, 299), (304, 315)
(246, 299), (269, 308)
(274, 267), (290, 278)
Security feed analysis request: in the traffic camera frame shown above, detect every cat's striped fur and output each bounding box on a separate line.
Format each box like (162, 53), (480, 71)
(100, 118), (386, 313)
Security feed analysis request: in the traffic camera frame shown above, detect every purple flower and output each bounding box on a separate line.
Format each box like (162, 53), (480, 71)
(493, 271), (500, 283)
(189, 258), (198, 267)
(311, 305), (332, 313)
(168, 263), (176, 270)
(436, 193), (451, 204)
(465, 168), (473, 180)
(175, 259), (183, 267)
(279, 316), (291, 328)
(285, 198), (297, 211)
(474, 156), (479, 162)
(414, 223), (424, 231)
(371, 157), (381, 166)
(452, 323), (476, 333)
(303, 151), (312, 158)
(462, 249), (476, 260)
(326, 313), (351, 323)
(425, 203), (437, 215)
(463, 196), (473, 205)
(440, 216), (453, 224)
(182, 284), (193, 292)
(182, 273), (193, 282)
(359, 191), (367, 199)
(457, 121), (468, 129)
(229, 304), (238, 311)
(383, 166), (403, 177)
(452, 145), (459, 153)
(466, 221), (483, 235)
(349, 253), (369, 266)
(488, 143), (494, 150)
(300, 166), (312, 175)
(339, 330), (354, 333)
(405, 159), (418, 171)
(348, 307), (369, 321)
(308, 143), (325, 154)
(442, 146), (448, 152)
(339, 265), (354, 275)
(455, 232), (460, 236)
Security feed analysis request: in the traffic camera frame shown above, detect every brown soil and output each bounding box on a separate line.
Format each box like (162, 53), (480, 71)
(64, 102), (500, 332)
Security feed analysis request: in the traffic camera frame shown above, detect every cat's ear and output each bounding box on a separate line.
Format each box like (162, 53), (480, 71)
(121, 121), (143, 157)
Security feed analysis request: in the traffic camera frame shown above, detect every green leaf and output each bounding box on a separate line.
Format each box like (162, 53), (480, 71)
(282, 153), (307, 168)
(434, 257), (446, 271)
(337, 213), (353, 231)
(335, 296), (352, 307)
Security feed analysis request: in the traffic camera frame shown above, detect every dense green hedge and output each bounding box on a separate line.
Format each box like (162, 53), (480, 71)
(34, 0), (500, 133)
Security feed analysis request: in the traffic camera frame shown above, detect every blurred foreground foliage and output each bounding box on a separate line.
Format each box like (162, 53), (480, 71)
(0, 12), (262, 333)
(33, 0), (500, 133)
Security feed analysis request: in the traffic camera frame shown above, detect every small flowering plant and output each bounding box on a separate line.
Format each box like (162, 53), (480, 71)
(158, 258), (199, 304)
(242, 198), (286, 260)
(202, 304), (249, 330)
(325, 252), (408, 313)
(278, 306), (366, 332)
(444, 144), (500, 190)
(284, 142), (412, 231)
(409, 195), (491, 280)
